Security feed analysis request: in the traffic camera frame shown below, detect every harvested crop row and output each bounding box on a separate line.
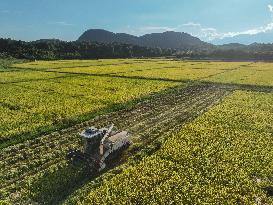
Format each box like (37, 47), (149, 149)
(78, 91), (273, 205)
(0, 84), (229, 204)
(0, 73), (178, 146)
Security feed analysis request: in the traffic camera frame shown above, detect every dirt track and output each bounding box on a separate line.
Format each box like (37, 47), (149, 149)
(94, 83), (230, 144)
(0, 83), (231, 203)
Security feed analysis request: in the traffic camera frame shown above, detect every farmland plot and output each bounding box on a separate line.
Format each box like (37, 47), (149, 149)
(14, 59), (250, 82)
(78, 91), (273, 205)
(0, 71), (178, 147)
(0, 83), (230, 204)
(1, 58), (273, 204)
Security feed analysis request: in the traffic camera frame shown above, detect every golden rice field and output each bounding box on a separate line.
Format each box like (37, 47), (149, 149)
(78, 91), (273, 204)
(14, 59), (273, 86)
(0, 58), (273, 204)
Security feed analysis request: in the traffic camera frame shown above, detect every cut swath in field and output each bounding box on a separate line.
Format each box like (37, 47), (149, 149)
(1, 59), (273, 204)
(0, 74), (177, 148)
(78, 91), (273, 205)
(0, 83), (230, 204)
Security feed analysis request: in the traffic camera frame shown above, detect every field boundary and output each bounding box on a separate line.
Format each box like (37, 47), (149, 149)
(10, 65), (273, 93)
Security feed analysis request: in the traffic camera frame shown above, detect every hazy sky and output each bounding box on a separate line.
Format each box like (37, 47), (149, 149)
(1, 0), (273, 42)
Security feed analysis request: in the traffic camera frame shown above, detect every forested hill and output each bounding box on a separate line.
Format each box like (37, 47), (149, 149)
(2, 37), (273, 60)
(0, 38), (173, 60)
(78, 29), (213, 51)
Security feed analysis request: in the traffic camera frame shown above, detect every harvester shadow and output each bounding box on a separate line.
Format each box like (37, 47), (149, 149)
(28, 163), (99, 205)
(29, 153), (126, 205)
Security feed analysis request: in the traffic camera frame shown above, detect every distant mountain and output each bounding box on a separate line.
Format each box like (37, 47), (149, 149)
(78, 29), (213, 50)
(216, 42), (273, 52)
(211, 32), (273, 45)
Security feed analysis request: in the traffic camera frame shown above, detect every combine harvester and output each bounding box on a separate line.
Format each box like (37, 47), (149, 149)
(67, 124), (131, 172)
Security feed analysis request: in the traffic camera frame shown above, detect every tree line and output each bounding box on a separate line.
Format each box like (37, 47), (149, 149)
(2, 38), (273, 61)
(0, 38), (173, 60)
(176, 49), (273, 61)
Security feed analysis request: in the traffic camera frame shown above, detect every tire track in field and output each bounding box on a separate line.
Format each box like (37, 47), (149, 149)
(0, 85), (226, 175)
(0, 84), (230, 203)
(1, 87), (223, 172)
(129, 87), (227, 144)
